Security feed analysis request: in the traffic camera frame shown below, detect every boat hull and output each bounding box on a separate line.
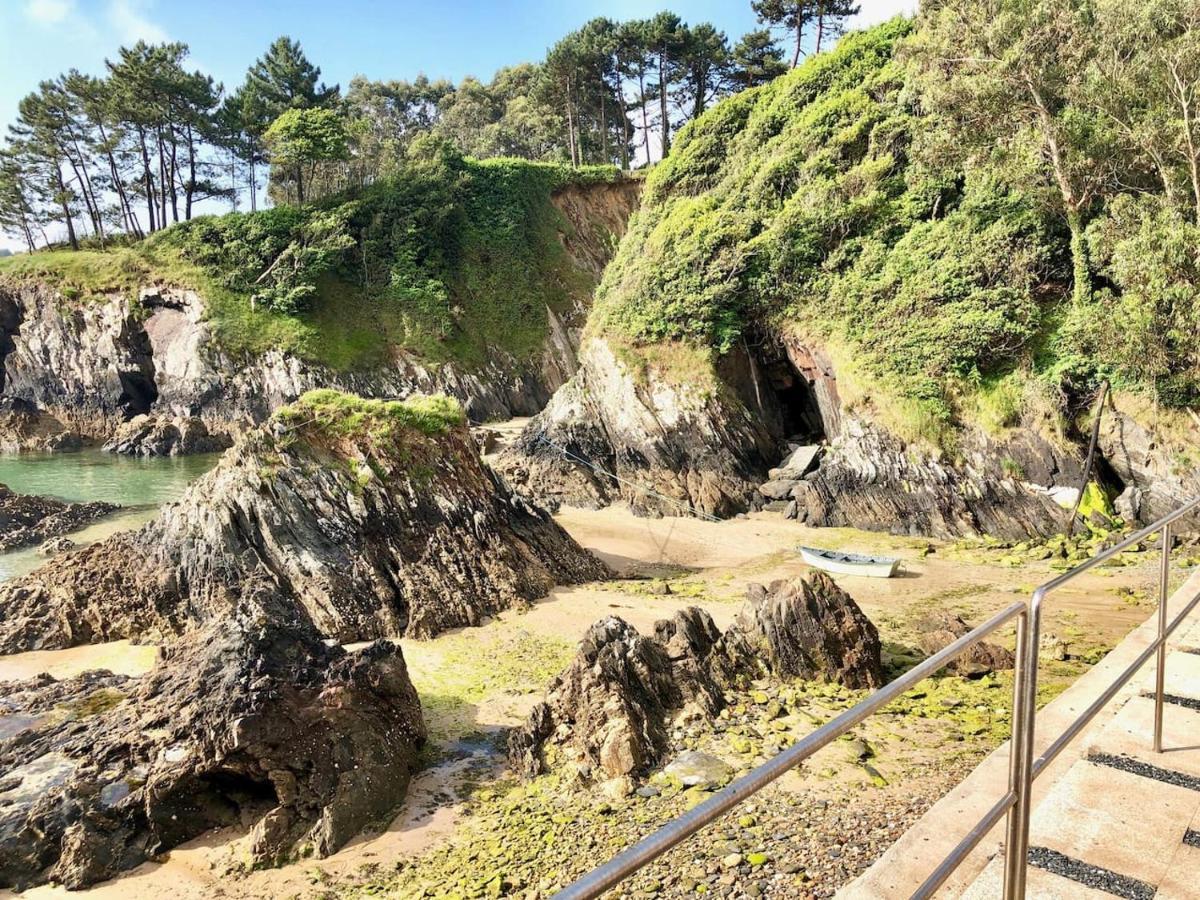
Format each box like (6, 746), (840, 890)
(799, 547), (901, 578)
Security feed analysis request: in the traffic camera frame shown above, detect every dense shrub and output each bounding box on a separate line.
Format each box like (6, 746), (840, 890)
(593, 20), (1060, 427)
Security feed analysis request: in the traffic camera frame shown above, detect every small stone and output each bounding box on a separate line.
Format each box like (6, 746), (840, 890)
(746, 852), (769, 867)
(721, 853), (743, 869)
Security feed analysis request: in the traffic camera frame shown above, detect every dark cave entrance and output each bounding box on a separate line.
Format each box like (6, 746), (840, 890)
(762, 356), (826, 444)
(117, 370), (158, 417)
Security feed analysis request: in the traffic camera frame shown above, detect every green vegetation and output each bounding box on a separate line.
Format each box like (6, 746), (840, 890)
(592, 21), (1058, 438)
(275, 389), (465, 442)
(0, 152), (622, 369)
(591, 6), (1200, 447)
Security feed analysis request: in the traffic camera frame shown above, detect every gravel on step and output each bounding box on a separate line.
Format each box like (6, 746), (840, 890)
(1088, 751), (1200, 792)
(1026, 846), (1154, 900)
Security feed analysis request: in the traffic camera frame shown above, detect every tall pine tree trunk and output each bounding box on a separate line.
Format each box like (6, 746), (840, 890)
(792, 21), (805, 66)
(638, 69), (651, 163)
(658, 48), (670, 159)
(54, 164), (78, 250)
(137, 127), (156, 233)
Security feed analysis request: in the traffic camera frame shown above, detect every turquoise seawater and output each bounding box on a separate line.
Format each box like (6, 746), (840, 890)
(0, 449), (219, 581)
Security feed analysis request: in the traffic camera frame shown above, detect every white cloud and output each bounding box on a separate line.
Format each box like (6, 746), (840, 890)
(25, 0), (75, 25)
(107, 0), (169, 44)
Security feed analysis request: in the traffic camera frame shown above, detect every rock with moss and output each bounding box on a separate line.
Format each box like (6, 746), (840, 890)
(0, 390), (608, 652)
(0, 588), (426, 891)
(511, 579), (882, 781)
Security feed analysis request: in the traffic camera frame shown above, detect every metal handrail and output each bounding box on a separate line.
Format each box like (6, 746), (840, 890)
(555, 601), (1029, 900)
(1002, 495), (1200, 897)
(555, 495), (1200, 900)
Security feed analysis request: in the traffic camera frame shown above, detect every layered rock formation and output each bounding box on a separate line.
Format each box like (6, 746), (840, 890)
(790, 416), (1081, 540)
(501, 334), (1084, 538)
(0, 391), (608, 652)
(509, 572), (881, 781)
(0, 180), (640, 453)
(101, 413), (230, 456)
(0, 483), (117, 552)
(0, 588), (426, 891)
(499, 338), (780, 518)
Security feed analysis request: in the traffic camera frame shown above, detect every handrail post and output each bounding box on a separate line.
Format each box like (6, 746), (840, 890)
(1003, 596), (1041, 900)
(1155, 523), (1172, 753)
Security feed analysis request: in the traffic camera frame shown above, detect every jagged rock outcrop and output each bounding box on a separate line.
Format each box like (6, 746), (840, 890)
(101, 413), (230, 456)
(710, 573), (885, 691)
(1098, 406), (1200, 527)
(0, 483), (116, 552)
(791, 417), (1082, 540)
(498, 338), (779, 517)
(0, 180), (641, 453)
(510, 573), (881, 780)
(508, 617), (688, 781)
(502, 333), (1084, 538)
(0, 391), (608, 653)
(914, 612), (1015, 676)
(0, 591), (426, 891)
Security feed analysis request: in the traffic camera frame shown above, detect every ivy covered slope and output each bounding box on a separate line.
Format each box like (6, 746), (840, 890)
(506, 19), (1195, 537)
(0, 149), (639, 447)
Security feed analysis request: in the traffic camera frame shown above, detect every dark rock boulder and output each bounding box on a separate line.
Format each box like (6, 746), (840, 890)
(914, 612), (1015, 676)
(102, 413), (231, 456)
(0, 483), (117, 552)
(0, 594), (426, 891)
(0, 391), (609, 652)
(710, 573), (884, 691)
(511, 575), (883, 781)
(509, 617), (687, 781)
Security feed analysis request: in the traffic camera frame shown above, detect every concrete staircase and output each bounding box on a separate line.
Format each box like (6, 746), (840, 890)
(842, 570), (1200, 899)
(962, 646), (1200, 898)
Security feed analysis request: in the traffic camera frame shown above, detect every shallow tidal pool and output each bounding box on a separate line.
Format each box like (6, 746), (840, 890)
(0, 449), (219, 581)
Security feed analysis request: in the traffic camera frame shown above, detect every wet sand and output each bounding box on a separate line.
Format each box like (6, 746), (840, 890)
(0, 504), (1161, 899)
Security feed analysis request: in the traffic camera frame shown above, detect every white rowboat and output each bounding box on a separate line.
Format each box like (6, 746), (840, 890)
(798, 546), (901, 578)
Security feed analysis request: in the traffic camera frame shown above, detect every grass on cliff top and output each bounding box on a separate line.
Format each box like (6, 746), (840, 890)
(0, 154), (625, 373)
(275, 389), (465, 442)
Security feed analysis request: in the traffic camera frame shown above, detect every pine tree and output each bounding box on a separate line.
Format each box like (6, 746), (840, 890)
(676, 24), (732, 120)
(244, 37), (339, 119)
(648, 12), (686, 158)
(731, 30), (788, 88)
(752, 0), (817, 66)
(813, 0), (860, 53)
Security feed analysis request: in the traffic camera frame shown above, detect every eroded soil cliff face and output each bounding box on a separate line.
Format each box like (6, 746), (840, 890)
(0, 180), (641, 453)
(0, 393), (608, 653)
(500, 334), (1093, 539)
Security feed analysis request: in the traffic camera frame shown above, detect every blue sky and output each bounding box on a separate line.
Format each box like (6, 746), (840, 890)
(1, 0), (916, 129)
(0, 0), (915, 250)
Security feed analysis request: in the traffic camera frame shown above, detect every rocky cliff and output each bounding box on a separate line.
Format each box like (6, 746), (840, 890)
(500, 334), (1084, 539)
(0, 178), (640, 453)
(0, 390), (608, 653)
(497, 22), (1149, 540)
